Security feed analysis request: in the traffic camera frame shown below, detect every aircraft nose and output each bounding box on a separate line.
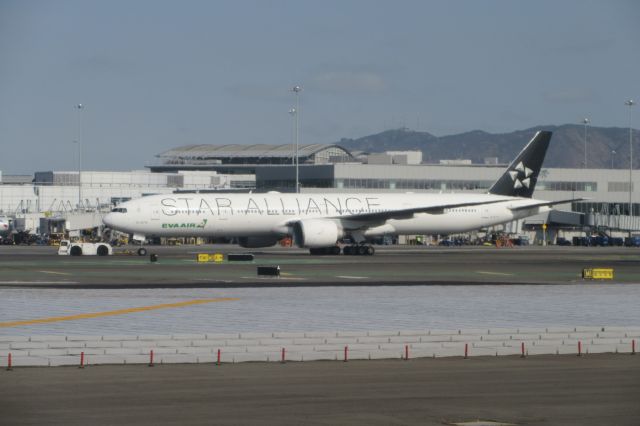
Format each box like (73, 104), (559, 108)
(103, 213), (117, 229)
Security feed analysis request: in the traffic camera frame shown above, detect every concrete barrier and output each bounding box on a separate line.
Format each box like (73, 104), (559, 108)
(303, 331), (338, 338)
(104, 348), (143, 355)
(28, 335), (68, 342)
(28, 349), (69, 357)
(137, 334), (173, 341)
(191, 339), (227, 347)
(292, 338), (325, 345)
(10, 342), (48, 350)
(6, 356), (49, 367)
(158, 354), (199, 364)
(366, 330), (398, 337)
(122, 341), (157, 348)
(67, 348), (105, 356)
(67, 335), (103, 342)
(171, 333), (206, 340)
(2, 326), (638, 367)
(86, 355), (126, 365)
(0, 336), (29, 343)
(47, 356), (82, 367)
(273, 332), (306, 338)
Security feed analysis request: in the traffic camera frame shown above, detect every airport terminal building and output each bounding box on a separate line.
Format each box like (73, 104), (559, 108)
(2, 142), (640, 238)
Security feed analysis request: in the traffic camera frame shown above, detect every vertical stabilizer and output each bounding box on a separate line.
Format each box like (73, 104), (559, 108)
(488, 131), (551, 198)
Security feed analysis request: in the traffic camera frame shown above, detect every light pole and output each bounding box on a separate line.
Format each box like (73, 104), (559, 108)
(75, 103), (84, 210)
(625, 100), (635, 222)
(288, 107), (297, 191)
(582, 118), (590, 168)
(292, 85), (302, 193)
(611, 150), (616, 169)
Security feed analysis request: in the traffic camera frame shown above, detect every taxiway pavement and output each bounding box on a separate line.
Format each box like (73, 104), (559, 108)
(0, 244), (639, 288)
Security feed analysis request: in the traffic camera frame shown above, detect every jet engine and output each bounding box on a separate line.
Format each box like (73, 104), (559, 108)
(237, 236), (280, 248)
(292, 219), (342, 248)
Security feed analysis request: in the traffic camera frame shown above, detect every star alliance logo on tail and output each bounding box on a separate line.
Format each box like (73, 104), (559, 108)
(509, 161), (534, 189)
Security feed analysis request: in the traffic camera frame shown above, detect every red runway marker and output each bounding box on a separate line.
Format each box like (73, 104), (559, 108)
(148, 350), (154, 367)
(405, 345), (409, 361)
(281, 348), (286, 363)
(79, 351), (85, 368)
(6, 353), (12, 371)
(464, 343), (468, 359)
(521, 342), (526, 358)
(217, 349), (221, 365)
(344, 346), (348, 362)
(578, 341), (582, 357)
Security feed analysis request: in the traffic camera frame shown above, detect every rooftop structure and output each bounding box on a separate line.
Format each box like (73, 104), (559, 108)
(148, 143), (354, 173)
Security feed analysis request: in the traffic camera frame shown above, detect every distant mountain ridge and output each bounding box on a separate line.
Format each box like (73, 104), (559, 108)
(336, 125), (639, 169)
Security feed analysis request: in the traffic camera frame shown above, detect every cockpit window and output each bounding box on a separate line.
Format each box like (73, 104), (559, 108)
(111, 208), (127, 213)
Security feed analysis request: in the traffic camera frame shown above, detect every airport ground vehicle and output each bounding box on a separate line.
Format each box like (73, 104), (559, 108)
(58, 240), (113, 256)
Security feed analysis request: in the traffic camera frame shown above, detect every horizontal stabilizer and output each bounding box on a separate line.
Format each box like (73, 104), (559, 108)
(508, 198), (588, 212)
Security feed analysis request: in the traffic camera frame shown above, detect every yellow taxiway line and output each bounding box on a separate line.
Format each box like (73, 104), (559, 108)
(0, 298), (238, 328)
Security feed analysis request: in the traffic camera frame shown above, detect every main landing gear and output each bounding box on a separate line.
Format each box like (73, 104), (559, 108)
(309, 246), (341, 256)
(342, 244), (375, 256)
(308, 244), (375, 256)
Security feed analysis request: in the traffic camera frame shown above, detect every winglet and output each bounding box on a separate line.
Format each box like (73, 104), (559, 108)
(488, 131), (552, 198)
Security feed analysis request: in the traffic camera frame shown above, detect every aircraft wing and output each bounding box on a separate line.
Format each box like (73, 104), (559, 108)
(330, 198), (512, 223)
(508, 198), (587, 212)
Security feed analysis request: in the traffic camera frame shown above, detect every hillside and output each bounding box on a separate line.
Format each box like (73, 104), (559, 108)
(336, 125), (639, 169)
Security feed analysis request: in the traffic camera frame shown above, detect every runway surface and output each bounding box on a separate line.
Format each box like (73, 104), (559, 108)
(1, 355), (639, 426)
(1, 245), (639, 335)
(2, 285), (639, 335)
(1, 244), (640, 288)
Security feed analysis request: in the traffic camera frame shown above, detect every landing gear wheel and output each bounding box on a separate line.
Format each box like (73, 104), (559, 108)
(366, 245), (375, 256)
(331, 246), (341, 255)
(137, 247), (147, 256)
(357, 245), (367, 255)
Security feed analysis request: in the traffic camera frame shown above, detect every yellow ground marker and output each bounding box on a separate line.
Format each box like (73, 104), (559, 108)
(0, 298), (238, 328)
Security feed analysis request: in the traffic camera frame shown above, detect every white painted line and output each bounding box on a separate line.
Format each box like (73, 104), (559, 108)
(475, 271), (514, 276)
(337, 275), (369, 279)
(240, 276), (306, 280)
(39, 271), (72, 276)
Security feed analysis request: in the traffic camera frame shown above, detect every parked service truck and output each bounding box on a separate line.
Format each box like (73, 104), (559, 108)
(58, 240), (113, 256)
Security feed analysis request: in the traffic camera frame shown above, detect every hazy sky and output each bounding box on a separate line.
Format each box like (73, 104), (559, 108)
(1, 0), (638, 174)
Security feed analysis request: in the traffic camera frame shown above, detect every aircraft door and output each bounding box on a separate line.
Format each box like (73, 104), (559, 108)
(151, 207), (160, 221)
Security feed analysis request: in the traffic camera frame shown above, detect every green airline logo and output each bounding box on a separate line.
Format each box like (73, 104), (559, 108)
(162, 219), (207, 229)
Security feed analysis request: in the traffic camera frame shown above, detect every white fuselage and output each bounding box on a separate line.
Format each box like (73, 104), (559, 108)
(0, 217), (10, 238)
(103, 192), (549, 239)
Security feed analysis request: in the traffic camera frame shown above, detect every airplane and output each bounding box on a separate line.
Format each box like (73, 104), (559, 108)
(0, 216), (12, 241)
(103, 131), (578, 256)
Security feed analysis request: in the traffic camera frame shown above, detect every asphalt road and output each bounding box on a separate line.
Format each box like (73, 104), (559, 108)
(0, 244), (639, 288)
(1, 354), (638, 426)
